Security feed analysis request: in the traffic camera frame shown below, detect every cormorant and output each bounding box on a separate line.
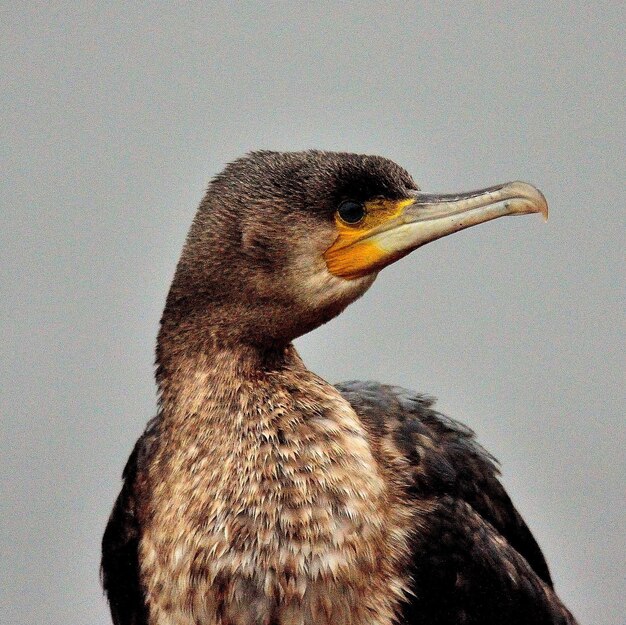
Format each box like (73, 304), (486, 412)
(102, 150), (577, 625)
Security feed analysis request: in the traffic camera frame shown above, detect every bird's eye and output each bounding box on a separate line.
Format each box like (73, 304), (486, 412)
(337, 201), (366, 225)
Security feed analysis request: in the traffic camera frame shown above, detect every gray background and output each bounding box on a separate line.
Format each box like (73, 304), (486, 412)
(1, 3), (624, 624)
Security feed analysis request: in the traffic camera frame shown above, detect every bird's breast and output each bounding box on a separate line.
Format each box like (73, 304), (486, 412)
(139, 378), (413, 625)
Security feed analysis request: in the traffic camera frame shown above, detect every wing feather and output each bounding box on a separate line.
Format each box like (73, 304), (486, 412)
(101, 419), (158, 625)
(336, 381), (577, 625)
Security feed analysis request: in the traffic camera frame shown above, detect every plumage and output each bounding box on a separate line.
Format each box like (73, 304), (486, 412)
(102, 150), (576, 624)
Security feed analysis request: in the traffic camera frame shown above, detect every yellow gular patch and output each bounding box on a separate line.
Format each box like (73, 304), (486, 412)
(324, 198), (415, 279)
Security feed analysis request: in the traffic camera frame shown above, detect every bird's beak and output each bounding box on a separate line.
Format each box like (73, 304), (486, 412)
(324, 181), (548, 280)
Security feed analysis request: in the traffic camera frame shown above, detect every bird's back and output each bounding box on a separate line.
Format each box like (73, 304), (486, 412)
(337, 381), (576, 625)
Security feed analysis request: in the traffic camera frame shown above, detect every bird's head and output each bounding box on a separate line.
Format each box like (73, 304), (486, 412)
(162, 150), (547, 349)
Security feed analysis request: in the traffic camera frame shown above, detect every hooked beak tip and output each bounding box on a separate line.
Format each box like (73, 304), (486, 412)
(504, 181), (548, 221)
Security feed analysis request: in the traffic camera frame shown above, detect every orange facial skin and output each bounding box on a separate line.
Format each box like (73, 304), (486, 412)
(324, 198), (415, 279)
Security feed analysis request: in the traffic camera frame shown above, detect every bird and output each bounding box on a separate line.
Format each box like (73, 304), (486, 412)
(101, 150), (578, 625)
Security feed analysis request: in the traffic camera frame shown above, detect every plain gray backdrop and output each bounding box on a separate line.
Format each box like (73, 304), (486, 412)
(2, 3), (624, 624)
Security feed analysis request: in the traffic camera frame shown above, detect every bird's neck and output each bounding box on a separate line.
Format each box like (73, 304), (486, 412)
(151, 327), (390, 522)
(144, 320), (412, 625)
(155, 325), (307, 424)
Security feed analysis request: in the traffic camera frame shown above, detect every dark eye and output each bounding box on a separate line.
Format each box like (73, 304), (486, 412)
(337, 200), (366, 225)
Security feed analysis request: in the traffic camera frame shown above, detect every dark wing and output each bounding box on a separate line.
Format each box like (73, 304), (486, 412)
(101, 418), (158, 625)
(337, 381), (577, 625)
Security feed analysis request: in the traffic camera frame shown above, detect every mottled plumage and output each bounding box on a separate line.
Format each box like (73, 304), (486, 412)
(102, 151), (577, 624)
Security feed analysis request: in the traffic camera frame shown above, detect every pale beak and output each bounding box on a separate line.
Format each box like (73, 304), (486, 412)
(324, 181), (548, 279)
(390, 181), (548, 251)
